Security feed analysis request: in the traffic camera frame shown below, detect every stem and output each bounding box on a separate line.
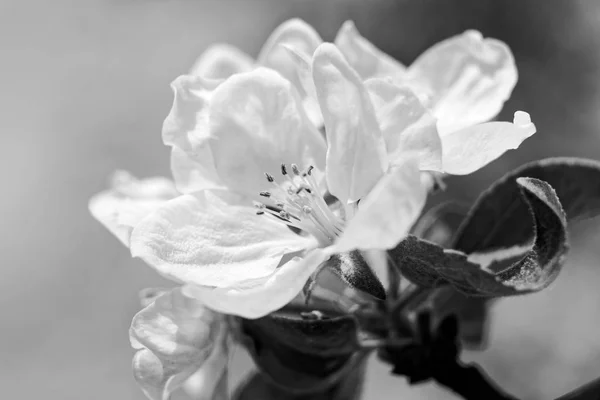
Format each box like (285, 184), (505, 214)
(385, 252), (401, 302)
(433, 361), (519, 400)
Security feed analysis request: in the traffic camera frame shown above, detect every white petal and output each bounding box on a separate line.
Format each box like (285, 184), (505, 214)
(162, 74), (221, 155)
(312, 43), (388, 204)
(407, 30), (518, 134)
(334, 20), (406, 81)
(130, 287), (227, 400)
(170, 146), (225, 194)
(442, 111), (536, 175)
(130, 190), (315, 287)
(280, 44), (323, 127)
(183, 248), (330, 319)
(366, 78), (442, 172)
(207, 68), (327, 198)
(257, 18), (322, 94)
(89, 171), (178, 246)
(334, 158), (426, 252)
(189, 44), (253, 80)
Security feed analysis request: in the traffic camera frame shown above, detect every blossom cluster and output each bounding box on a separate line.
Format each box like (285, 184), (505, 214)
(89, 19), (535, 399)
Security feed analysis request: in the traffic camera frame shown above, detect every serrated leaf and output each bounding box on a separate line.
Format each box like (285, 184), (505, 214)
(238, 308), (361, 394)
(454, 157), (600, 254)
(389, 178), (568, 296)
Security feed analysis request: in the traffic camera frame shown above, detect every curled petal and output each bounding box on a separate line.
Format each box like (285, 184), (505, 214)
(183, 248), (331, 319)
(407, 30), (518, 134)
(89, 171), (178, 246)
(334, 158), (426, 252)
(366, 78), (442, 172)
(335, 20), (406, 81)
(130, 287), (227, 400)
(130, 190), (315, 287)
(207, 68), (327, 198)
(189, 43), (253, 80)
(442, 111), (536, 175)
(312, 43), (388, 204)
(257, 18), (322, 94)
(162, 74), (220, 155)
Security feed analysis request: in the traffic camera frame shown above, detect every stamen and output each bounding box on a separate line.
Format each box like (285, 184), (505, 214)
(256, 164), (344, 246)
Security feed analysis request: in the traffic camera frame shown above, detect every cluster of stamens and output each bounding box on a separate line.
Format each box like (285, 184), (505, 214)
(255, 163), (343, 245)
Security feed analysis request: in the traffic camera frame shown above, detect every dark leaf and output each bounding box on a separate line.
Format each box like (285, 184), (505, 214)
(389, 178), (568, 296)
(232, 362), (366, 400)
(238, 307), (362, 394)
(303, 250), (386, 313)
(455, 157), (600, 254)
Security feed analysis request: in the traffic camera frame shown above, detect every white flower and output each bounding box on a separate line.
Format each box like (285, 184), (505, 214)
(335, 21), (519, 134)
(286, 21), (537, 176)
(89, 171), (178, 246)
(130, 287), (228, 400)
(131, 44), (434, 319)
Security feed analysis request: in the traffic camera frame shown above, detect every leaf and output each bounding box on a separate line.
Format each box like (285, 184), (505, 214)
(410, 203), (490, 347)
(233, 364), (366, 400)
(454, 157), (600, 254)
(238, 307), (362, 394)
(388, 178), (568, 297)
(303, 250), (386, 314)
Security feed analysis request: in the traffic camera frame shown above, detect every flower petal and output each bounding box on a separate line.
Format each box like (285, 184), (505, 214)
(334, 158), (426, 252)
(442, 111), (536, 175)
(407, 30), (517, 134)
(257, 18), (322, 94)
(89, 171), (178, 246)
(130, 190), (315, 287)
(312, 43), (388, 204)
(170, 146), (225, 194)
(183, 248), (330, 319)
(189, 43), (253, 80)
(365, 78), (442, 172)
(130, 287), (227, 400)
(162, 74), (220, 154)
(335, 20), (406, 81)
(207, 68), (327, 198)
(280, 44), (323, 127)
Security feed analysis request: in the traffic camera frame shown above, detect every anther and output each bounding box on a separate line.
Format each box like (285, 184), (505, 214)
(307, 165), (314, 175)
(259, 191), (271, 197)
(279, 210), (291, 220)
(291, 164), (300, 175)
(265, 173), (274, 183)
(281, 164), (288, 175)
(256, 211), (264, 215)
(302, 206), (312, 214)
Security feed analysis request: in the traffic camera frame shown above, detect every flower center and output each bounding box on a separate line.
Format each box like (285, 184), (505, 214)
(255, 163), (343, 246)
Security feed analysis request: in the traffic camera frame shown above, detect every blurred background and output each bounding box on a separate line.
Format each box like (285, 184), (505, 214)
(2, 0), (600, 398)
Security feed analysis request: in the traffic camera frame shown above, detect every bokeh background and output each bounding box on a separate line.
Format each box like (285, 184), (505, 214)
(2, 0), (600, 399)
